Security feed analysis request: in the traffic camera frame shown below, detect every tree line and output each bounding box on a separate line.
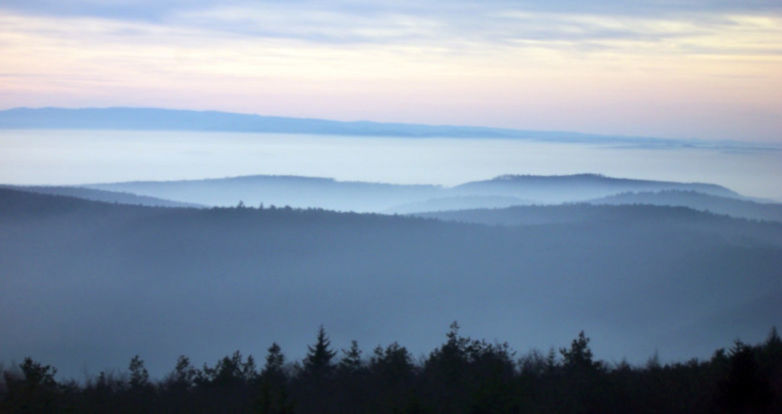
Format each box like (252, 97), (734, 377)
(2, 323), (781, 413)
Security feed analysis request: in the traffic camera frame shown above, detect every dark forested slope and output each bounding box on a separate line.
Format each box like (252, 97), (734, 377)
(1, 188), (780, 379)
(419, 203), (781, 231)
(0, 185), (199, 208)
(589, 190), (782, 222)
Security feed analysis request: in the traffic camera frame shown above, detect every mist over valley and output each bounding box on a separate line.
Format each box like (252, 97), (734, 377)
(3, 0), (782, 409)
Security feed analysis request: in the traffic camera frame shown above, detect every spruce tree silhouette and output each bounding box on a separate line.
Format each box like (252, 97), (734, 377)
(262, 343), (286, 381)
(338, 340), (364, 375)
(303, 326), (336, 378)
(258, 343), (293, 414)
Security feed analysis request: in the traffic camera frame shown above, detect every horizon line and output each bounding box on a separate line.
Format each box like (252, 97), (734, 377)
(2, 105), (779, 151)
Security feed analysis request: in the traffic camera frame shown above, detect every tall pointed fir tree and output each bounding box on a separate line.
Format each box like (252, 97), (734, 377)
(303, 326), (337, 378)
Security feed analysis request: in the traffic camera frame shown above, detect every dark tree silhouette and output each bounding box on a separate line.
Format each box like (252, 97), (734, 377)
(338, 340), (364, 375)
(370, 342), (415, 381)
(303, 326), (337, 378)
(714, 340), (774, 413)
(166, 355), (197, 390)
(2, 325), (782, 413)
(1, 358), (59, 413)
(257, 343), (293, 414)
(262, 343), (286, 381)
(560, 331), (598, 371)
(128, 355), (150, 389)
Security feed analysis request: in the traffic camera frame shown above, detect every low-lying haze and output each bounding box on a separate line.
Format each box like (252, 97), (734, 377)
(1, 129), (780, 200)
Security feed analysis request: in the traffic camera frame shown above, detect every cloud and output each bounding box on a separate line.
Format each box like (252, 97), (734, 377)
(4, 0), (782, 20)
(1, 1), (781, 54)
(1, 1), (781, 141)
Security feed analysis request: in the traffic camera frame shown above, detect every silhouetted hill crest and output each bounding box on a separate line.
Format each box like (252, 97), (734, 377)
(2, 185), (781, 379)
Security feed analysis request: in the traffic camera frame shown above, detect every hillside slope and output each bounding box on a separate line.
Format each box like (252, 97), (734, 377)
(588, 190), (782, 222)
(87, 173), (742, 212)
(0, 185), (199, 208)
(1, 188), (780, 378)
(453, 174), (738, 203)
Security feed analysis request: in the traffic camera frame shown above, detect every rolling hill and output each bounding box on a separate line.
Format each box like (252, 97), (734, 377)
(86, 175), (441, 212)
(85, 173), (743, 213)
(0, 185), (199, 208)
(1, 187), (780, 379)
(588, 190), (782, 223)
(452, 174), (739, 203)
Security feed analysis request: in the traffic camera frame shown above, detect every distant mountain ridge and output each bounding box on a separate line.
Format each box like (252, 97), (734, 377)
(83, 172), (744, 213)
(86, 174), (442, 212)
(0, 107), (767, 150)
(5, 172), (771, 220)
(453, 173), (739, 203)
(0, 107), (611, 139)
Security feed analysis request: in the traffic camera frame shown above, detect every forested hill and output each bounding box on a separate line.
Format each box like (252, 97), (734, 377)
(589, 190), (782, 223)
(87, 174), (441, 212)
(1, 188), (781, 380)
(85, 173), (742, 212)
(417, 203), (782, 239)
(0, 185), (198, 208)
(453, 174), (738, 202)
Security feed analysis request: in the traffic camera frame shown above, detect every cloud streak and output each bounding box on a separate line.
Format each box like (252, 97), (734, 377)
(0, 1), (781, 142)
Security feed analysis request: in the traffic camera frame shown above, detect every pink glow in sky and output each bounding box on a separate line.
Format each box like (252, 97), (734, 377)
(1, 1), (781, 142)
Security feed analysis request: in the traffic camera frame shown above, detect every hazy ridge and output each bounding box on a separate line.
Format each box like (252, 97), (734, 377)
(2, 187), (780, 379)
(0, 107), (770, 150)
(588, 190), (782, 223)
(0, 185), (200, 208)
(83, 173), (750, 214)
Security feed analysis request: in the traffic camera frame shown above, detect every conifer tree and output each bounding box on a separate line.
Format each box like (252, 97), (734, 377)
(303, 326), (336, 377)
(339, 340), (363, 374)
(262, 343), (286, 381)
(560, 331), (596, 371)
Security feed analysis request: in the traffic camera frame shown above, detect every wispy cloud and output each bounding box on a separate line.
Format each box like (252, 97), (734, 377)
(3, 1), (782, 49)
(0, 1), (781, 141)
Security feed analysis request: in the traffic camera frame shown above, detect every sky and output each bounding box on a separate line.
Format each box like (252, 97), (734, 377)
(1, 1), (781, 142)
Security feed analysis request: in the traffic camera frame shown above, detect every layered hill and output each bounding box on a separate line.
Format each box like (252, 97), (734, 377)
(0, 185), (198, 208)
(85, 173), (743, 213)
(588, 190), (782, 223)
(452, 174), (739, 203)
(1, 188), (780, 379)
(87, 175), (441, 212)
(417, 203), (782, 230)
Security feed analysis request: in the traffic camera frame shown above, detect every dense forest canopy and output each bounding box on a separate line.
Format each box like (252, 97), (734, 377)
(2, 325), (781, 413)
